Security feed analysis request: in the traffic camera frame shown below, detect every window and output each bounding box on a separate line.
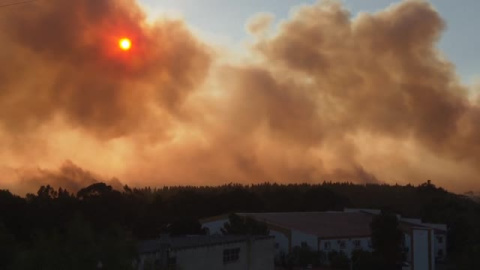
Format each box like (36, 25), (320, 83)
(338, 240), (346, 249)
(368, 240), (372, 248)
(324, 241), (331, 250)
(353, 240), (361, 249)
(301, 242), (308, 248)
(223, 248), (240, 264)
(275, 243), (279, 249)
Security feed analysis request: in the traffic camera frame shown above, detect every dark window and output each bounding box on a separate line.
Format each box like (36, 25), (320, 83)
(338, 240), (346, 249)
(275, 243), (279, 249)
(324, 241), (331, 250)
(223, 248), (240, 264)
(301, 242), (308, 248)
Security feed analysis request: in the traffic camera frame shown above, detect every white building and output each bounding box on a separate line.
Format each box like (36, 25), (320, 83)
(202, 209), (447, 270)
(137, 235), (274, 270)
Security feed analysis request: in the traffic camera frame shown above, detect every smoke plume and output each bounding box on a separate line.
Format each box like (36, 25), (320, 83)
(0, 0), (479, 195)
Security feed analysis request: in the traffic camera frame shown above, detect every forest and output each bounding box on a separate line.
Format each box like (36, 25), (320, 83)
(0, 181), (479, 269)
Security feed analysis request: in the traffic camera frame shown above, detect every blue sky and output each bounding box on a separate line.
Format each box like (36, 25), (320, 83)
(138, 0), (479, 85)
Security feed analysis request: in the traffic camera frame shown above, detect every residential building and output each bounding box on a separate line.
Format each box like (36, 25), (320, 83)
(202, 209), (447, 270)
(136, 235), (274, 270)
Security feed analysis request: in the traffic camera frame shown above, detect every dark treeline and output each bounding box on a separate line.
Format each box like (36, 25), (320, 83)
(1, 181), (480, 269)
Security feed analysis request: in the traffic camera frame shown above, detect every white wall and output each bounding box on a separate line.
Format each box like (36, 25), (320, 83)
(137, 251), (166, 270)
(203, 219), (228, 235)
(174, 238), (274, 270)
(430, 230), (435, 270)
(292, 230), (317, 250)
(405, 233), (412, 262)
(203, 218), (290, 258)
(318, 237), (371, 258)
(270, 229), (289, 255)
(250, 237), (276, 270)
(412, 229), (431, 270)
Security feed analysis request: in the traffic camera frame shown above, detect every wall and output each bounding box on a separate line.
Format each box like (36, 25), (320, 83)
(291, 230), (317, 250)
(174, 238), (274, 270)
(270, 229), (289, 255)
(249, 237), (275, 270)
(203, 219), (228, 235)
(203, 218), (289, 258)
(318, 237), (371, 258)
(137, 251), (167, 270)
(412, 229), (432, 270)
(405, 233), (412, 263)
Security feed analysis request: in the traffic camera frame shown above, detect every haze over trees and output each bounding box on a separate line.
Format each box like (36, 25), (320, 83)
(0, 181), (479, 269)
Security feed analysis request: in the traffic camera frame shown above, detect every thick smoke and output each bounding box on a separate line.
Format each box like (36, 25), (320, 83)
(0, 0), (479, 195)
(0, 0), (210, 138)
(5, 161), (122, 195)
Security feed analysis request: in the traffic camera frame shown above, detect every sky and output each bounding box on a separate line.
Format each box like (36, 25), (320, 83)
(140, 0), (480, 85)
(0, 0), (479, 195)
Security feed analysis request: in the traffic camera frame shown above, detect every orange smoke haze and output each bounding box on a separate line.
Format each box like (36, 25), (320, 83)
(0, 0), (479, 195)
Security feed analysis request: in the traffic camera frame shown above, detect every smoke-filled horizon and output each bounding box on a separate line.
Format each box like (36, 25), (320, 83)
(0, 0), (479, 195)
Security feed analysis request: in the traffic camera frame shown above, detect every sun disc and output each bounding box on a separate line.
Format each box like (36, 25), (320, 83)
(119, 38), (132, 51)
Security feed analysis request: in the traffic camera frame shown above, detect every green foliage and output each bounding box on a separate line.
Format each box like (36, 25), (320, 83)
(166, 217), (208, 236)
(221, 213), (269, 235)
(10, 215), (136, 270)
(328, 250), (350, 269)
(370, 211), (404, 269)
(456, 244), (480, 270)
(0, 222), (16, 269)
(351, 250), (383, 270)
(287, 245), (325, 268)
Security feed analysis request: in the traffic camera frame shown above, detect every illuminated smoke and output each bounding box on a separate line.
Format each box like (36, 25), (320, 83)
(0, 0), (478, 194)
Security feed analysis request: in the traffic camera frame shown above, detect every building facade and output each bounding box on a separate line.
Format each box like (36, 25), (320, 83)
(202, 209), (447, 270)
(137, 235), (274, 270)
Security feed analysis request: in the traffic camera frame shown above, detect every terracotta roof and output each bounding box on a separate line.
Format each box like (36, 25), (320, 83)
(239, 212), (375, 239)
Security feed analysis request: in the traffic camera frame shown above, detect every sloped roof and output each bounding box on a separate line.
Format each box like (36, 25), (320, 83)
(239, 212), (374, 239)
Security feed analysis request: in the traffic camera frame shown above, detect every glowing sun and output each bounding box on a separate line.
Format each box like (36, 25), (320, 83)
(118, 38), (132, 51)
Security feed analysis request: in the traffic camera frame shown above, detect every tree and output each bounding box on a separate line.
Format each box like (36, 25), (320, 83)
(327, 250), (350, 269)
(286, 245), (325, 268)
(0, 222), (16, 269)
(370, 211), (404, 269)
(11, 215), (136, 270)
(351, 250), (382, 270)
(77, 183), (115, 199)
(166, 218), (208, 236)
(221, 214), (269, 235)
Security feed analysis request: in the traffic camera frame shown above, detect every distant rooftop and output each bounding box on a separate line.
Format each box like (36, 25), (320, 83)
(233, 209), (447, 238)
(238, 212), (374, 239)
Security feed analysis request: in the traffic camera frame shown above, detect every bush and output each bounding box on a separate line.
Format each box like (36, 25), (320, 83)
(328, 250), (350, 269)
(351, 249), (383, 270)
